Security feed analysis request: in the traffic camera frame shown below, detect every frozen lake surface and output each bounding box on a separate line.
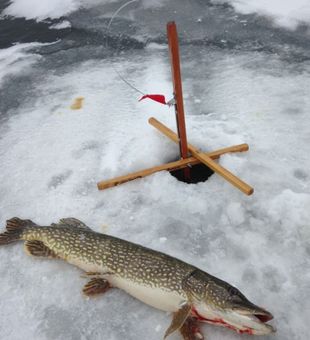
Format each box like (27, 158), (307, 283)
(0, 1), (309, 339)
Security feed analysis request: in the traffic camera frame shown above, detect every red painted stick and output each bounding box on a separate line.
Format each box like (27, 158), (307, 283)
(167, 21), (190, 180)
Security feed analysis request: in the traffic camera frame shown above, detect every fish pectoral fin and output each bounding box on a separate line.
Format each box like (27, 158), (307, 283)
(164, 303), (191, 339)
(180, 316), (205, 340)
(24, 240), (58, 258)
(83, 278), (110, 296)
(53, 218), (92, 231)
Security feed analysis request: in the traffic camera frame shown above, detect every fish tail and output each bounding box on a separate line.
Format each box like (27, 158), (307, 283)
(0, 217), (35, 245)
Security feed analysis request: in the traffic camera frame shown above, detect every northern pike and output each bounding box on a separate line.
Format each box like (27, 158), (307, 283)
(0, 218), (275, 339)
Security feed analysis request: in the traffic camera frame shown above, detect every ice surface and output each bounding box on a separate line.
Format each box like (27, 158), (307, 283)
(0, 1), (310, 340)
(0, 43), (42, 88)
(2, 0), (102, 21)
(3, 0), (310, 30)
(49, 21), (72, 30)
(2, 0), (166, 21)
(213, 0), (310, 29)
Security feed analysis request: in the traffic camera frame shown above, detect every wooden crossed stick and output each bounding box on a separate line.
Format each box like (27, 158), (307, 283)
(97, 117), (253, 195)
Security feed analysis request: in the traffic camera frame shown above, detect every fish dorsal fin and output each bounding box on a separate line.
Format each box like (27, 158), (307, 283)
(164, 302), (191, 339)
(53, 218), (92, 231)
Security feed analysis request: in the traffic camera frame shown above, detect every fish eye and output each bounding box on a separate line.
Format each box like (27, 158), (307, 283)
(227, 286), (244, 303)
(228, 286), (239, 296)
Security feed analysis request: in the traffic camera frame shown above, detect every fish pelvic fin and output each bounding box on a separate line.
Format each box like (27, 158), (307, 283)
(0, 217), (36, 245)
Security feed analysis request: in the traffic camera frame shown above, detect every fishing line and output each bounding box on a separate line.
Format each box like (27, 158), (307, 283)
(106, 0), (146, 96)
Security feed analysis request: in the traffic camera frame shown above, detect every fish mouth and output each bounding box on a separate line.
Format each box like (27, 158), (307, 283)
(245, 313), (276, 335)
(191, 307), (276, 335)
(253, 312), (273, 323)
(233, 305), (274, 322)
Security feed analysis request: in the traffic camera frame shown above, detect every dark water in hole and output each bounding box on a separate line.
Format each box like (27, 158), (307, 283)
(170, 163), (214, 184)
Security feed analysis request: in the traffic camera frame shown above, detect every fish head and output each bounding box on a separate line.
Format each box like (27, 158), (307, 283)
(184, 270), (276, 335)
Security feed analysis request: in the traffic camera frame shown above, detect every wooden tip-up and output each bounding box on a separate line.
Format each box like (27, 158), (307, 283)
(96, 22), (253, 196)
(148, 117), (254, 196)
(97, 143), (249, 191)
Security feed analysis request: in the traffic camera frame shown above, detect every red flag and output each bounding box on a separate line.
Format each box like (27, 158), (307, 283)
(139, 94), (167, 105)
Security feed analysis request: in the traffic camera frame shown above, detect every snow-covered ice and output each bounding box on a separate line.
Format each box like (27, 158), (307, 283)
(0, 43), (42, 88)
(0, 1), (309, 340)
(3, 0), (310, 30)
(212, 0), (310, 29)
(49, 21), (72, 30)
(2, 0), (101, 21)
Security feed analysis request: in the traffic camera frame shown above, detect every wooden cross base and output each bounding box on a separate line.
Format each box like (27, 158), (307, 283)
(97, 117), (253, 195)
(97, 21), (253, 196)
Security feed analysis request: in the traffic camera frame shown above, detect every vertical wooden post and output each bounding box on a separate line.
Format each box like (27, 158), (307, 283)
(167, 21), (190, 180)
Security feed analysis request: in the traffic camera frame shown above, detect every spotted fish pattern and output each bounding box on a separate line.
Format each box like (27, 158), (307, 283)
(1, 218), (199, 296)
(0, 217), (276, 338)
